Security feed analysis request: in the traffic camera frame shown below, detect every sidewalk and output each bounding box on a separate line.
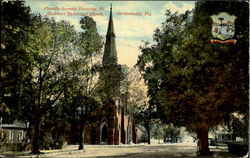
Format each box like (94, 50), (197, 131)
(2, 144), (146, 158)
(1, 143), (240, 158)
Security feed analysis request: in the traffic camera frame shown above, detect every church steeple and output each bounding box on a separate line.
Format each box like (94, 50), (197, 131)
(102, 4), (118, 66)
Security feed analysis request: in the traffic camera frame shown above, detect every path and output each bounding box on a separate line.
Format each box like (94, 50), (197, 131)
(2, 143), (240, 158)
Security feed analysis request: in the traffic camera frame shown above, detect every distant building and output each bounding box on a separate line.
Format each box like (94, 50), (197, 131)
(209, 125), (235, 144)
(0, 120), (29, 144)
(0, 119), (29, 151)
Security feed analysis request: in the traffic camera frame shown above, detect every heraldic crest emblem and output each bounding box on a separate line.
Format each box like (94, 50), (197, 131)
(210, 12), (237, 44)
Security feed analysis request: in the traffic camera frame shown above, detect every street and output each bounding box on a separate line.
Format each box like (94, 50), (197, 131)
(2, 143), (240, 158)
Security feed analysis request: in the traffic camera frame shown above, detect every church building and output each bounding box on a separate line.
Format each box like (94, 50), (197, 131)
(83, 5), (137, 145)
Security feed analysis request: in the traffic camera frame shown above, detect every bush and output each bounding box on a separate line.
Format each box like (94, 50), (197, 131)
(40, 136), (53, 150)
(40, 136), (66, 150)
(0, 142), (30, 151)
(53, 138), (64, 149)
(137, 134), (148, 143)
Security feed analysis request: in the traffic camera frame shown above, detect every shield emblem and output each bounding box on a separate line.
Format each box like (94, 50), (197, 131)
(210, 12), (236, 43)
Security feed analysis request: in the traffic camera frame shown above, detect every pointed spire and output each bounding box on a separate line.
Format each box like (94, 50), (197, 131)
(106, 3), (115, 37)
(102, 4), (117, 65)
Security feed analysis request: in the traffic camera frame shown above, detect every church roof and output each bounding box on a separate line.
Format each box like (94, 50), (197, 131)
(102, 4), (118, 66)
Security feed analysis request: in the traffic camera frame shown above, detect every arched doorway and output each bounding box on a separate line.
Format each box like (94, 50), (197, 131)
(100, 122), (108, 143)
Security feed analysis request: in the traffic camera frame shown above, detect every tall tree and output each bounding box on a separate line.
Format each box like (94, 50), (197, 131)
(62, 16), (103, 150)
(77, 16), (103, 150)
(137, 1), (248, 155)
(26, 17), (77, 154)
(1, 1), (78, 153)
(1, 1), (33, 123)
(119, 66), (152, 144)
(1, 1), (103, 153)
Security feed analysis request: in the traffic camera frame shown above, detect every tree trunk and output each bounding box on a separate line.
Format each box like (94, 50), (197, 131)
(78, 120), (86, 150)
(31, 117), (41, 154)
(70, 119), (77, 144)
(121, 107), (125, 144)
(31, 68), (43, 154)
(197, 128), (210, 156)
(146, 124), (150, 144)
(132, 122), (136, 144)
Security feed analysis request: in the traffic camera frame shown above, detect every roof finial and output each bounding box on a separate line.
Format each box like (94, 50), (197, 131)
(110, 3), (112, 11)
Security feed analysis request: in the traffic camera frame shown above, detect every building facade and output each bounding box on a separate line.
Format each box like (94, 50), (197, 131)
(83, 5), (137, 145)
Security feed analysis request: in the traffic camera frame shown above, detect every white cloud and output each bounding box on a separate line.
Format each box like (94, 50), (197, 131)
(114, 15), (157, 38)
(114, 1), (150, 12)
(117, 39), (143, 67)
(161, 2), (194, 14)
(93, 15), (109, 35)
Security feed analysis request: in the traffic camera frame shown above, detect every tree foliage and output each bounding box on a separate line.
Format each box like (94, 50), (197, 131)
(1, 1), (33, 122)
(1, 1), (104, 153)
(137, 1), (248, 155)
(118, 66), (154, 144)
(61, 16), (103, 150)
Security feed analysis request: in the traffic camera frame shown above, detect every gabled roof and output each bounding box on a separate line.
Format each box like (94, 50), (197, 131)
(1, 120), (27, 129)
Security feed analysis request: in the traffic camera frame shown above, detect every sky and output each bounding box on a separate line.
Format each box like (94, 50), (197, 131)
(25, 1), (195, 67)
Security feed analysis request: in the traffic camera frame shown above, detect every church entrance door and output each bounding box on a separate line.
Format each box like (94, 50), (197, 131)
(101, 124), (108, 143)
